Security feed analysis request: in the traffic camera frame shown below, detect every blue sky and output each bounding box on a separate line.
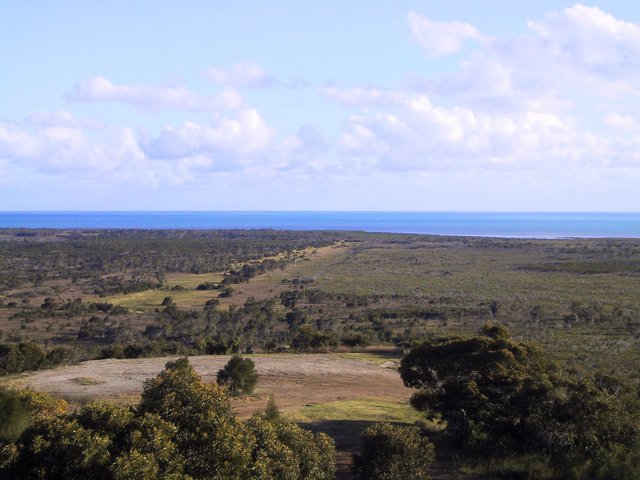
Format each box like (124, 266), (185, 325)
(1, 1), (639, 211)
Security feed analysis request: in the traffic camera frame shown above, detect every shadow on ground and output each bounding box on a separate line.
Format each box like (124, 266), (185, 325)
(301, 420), (482, 480)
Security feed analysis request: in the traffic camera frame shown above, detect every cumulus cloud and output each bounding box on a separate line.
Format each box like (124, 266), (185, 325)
(66, 76), (243, 111)
(0, 105), (334, 186)
(407, 11), (486, 56)
(0, 120), (156, 184)
(204, 61), (277, 88)
(410, 4), (640, 113)
(142, 109), (276, 169)
(26, 110), (103, 129)
(4, 3), (640, 199)
(524, 4), (640, 85)
(322, 86), (617, 172)
(319, 86), (409, 108)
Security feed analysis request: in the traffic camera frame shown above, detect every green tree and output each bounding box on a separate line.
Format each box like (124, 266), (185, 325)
(216, 355), (259, 396)
(139, 357), (253, 479)
(353, 423), (434, 480)
(273, 420), (335, 480)
(12, 417), (112, 480)
(0, 344), (21, 375)
(0, 357), (336, 480)
(399, 324), (640, 478)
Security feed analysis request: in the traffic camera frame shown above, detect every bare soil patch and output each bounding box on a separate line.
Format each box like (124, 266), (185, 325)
(14, 353), (410, 417)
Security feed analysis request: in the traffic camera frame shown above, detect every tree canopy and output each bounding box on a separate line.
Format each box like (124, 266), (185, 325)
(399, 324), (640, 479)
(216, 355), (259, 396)
(0, 357), (334, 480)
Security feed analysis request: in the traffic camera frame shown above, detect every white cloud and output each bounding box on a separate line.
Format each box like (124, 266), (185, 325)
(26, 110), (103, 129)
(204, 61), (276, 88)
(407, 11), (486, 56)
(4, 3), (640, 204)
(604, 113), (640, 132)
(415, 3), (640, 114)
(67, 76), (243, 111)
(143, 109), (276, 168)
(0, 106), (333, 186)
(322, 86), (616, 172)
(319, 86), (410, 107)
(525, 4), (640, 85)
(0, 120), (157, 184)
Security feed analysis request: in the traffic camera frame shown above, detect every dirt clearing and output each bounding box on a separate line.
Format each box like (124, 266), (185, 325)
(14, 353), (410, 416)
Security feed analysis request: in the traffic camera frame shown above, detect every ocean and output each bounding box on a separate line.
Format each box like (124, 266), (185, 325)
(0, 212), (639, 238)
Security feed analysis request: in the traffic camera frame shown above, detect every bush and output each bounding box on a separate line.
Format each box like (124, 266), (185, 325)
(263, 395), (281, 423)
(0, 342), (47, 375)
(247, 415), (335, 480)
(0, 388), (29, 442)
(399, 324), (640, 478)
(217, 355), (259, 396)
(353, 423), (434, 480)
(0, 357), (335, 480)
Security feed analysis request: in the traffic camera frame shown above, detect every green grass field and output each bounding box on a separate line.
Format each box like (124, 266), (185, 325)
(288, 398), (422, 424)
(102, 288), (219, 313)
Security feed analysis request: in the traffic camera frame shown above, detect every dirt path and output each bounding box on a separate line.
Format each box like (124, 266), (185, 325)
(217, 243), (350, 309)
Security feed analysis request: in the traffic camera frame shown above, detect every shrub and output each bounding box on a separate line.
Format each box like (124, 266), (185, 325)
(0, 357), (335, 480)
(0, 388), (29, 441)
(216, 355), (259, 396)
(399, 324), (640, 478)
(353, 423), (434, 480)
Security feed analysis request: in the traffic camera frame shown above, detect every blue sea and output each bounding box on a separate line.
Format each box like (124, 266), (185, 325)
(0, 212), (639, 238)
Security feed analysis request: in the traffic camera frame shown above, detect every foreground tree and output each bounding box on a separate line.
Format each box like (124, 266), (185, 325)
(399, 324), (640, 479)
(139, 357), (251, 479)
(0, 357), (334, 480)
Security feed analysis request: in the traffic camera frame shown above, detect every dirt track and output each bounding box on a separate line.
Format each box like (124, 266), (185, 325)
(15, 353), (410, 416)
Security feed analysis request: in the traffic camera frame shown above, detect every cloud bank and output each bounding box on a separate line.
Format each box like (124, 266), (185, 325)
(1, 3), (639, 209)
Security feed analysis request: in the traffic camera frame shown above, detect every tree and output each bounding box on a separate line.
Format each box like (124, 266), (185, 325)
(399, 324), (640, 478)
(0, 357), (335, 480)
(216, 355), (259, 396)
(353, 423), (434, 480)
(12, 417), (112, 480)
(139, 357), (252, 479)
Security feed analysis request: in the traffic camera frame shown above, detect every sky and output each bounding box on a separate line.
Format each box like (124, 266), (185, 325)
(1, 1), (640, 211)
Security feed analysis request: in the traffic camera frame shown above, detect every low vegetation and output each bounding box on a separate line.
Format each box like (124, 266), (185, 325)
(0, 358), (335, 480)
(353, 423), (435, 480)
(1, 229), (640, 478)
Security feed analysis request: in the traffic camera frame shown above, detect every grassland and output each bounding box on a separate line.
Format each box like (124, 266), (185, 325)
(101, 285), (220, 313)
(285, 237), (640, 382)
(289, 398), (421, 423)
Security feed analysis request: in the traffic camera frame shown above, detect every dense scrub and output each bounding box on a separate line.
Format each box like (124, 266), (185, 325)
(353, 423), (434, 480)
(0, 358), (335, 480)
(0, 229), (346, 294)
